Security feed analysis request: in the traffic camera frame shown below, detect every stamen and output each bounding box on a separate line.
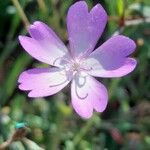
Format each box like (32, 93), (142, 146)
(49, 79), (68, 87)
(80, 66), (93, 72)
(75, 84), (88, 100)
(53, 57), (62, 66)
(78, 75), (86, 87)
(53, 57), (70, 66)
(74, 75), (88, 100)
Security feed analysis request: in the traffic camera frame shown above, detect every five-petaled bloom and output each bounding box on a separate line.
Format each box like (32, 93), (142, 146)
(18, 1), (137, 119)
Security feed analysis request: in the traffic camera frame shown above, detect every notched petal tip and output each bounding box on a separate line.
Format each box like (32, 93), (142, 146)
(116, 35), (136, 52)
(27, 21), (41, 34)
(91, 3), (108, 19)
(127, 58), (137, 72)
(18, 83), (28, 91)
(18, 35), (31, 46)
(28, 21), (42, 28)
(18, 35), (25, 42)
(72, 1), (87, 7)
(67, 1), (108, 58)
(28, 25), (37, 33)
(67, 1), (88, 17)
(29, 21), (47, 30)
(33, 21), (43, 25)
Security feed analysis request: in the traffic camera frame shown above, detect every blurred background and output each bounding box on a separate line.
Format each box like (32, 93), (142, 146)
(0, 0), (150, 149)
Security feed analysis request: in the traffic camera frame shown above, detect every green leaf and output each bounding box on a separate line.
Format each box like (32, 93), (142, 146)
(117, 0), (124, 16)
(0, 53), (32, 105)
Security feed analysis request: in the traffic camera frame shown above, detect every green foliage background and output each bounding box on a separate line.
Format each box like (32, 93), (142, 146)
(0, 0), (150, 149)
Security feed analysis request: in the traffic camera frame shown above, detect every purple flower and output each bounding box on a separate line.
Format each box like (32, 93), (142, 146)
(18, 1), (137, 119)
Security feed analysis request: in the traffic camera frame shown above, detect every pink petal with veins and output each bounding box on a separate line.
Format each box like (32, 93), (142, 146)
(71, 73), (108, 119)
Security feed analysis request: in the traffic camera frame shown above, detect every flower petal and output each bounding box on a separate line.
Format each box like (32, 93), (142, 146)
(71, 73), (108, 119)
(19, 21), (68, 67)
(85, 58), (137, 78)
(18, 67), (71, 97)
(87, 35), (136, 70)
(67, 1), (107, 58)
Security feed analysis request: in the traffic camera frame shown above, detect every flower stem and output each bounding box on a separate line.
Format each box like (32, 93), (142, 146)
(11, 0), (30, 30)
(37, 0), (48, 16)
(73, 114), (98, 146)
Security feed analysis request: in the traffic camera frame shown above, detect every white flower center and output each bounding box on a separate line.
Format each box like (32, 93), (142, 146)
(63, 58), (92, 75)
(53, 56), (92, 78)
(70, 59), (81, 72)
(52, 57), (91, 100)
